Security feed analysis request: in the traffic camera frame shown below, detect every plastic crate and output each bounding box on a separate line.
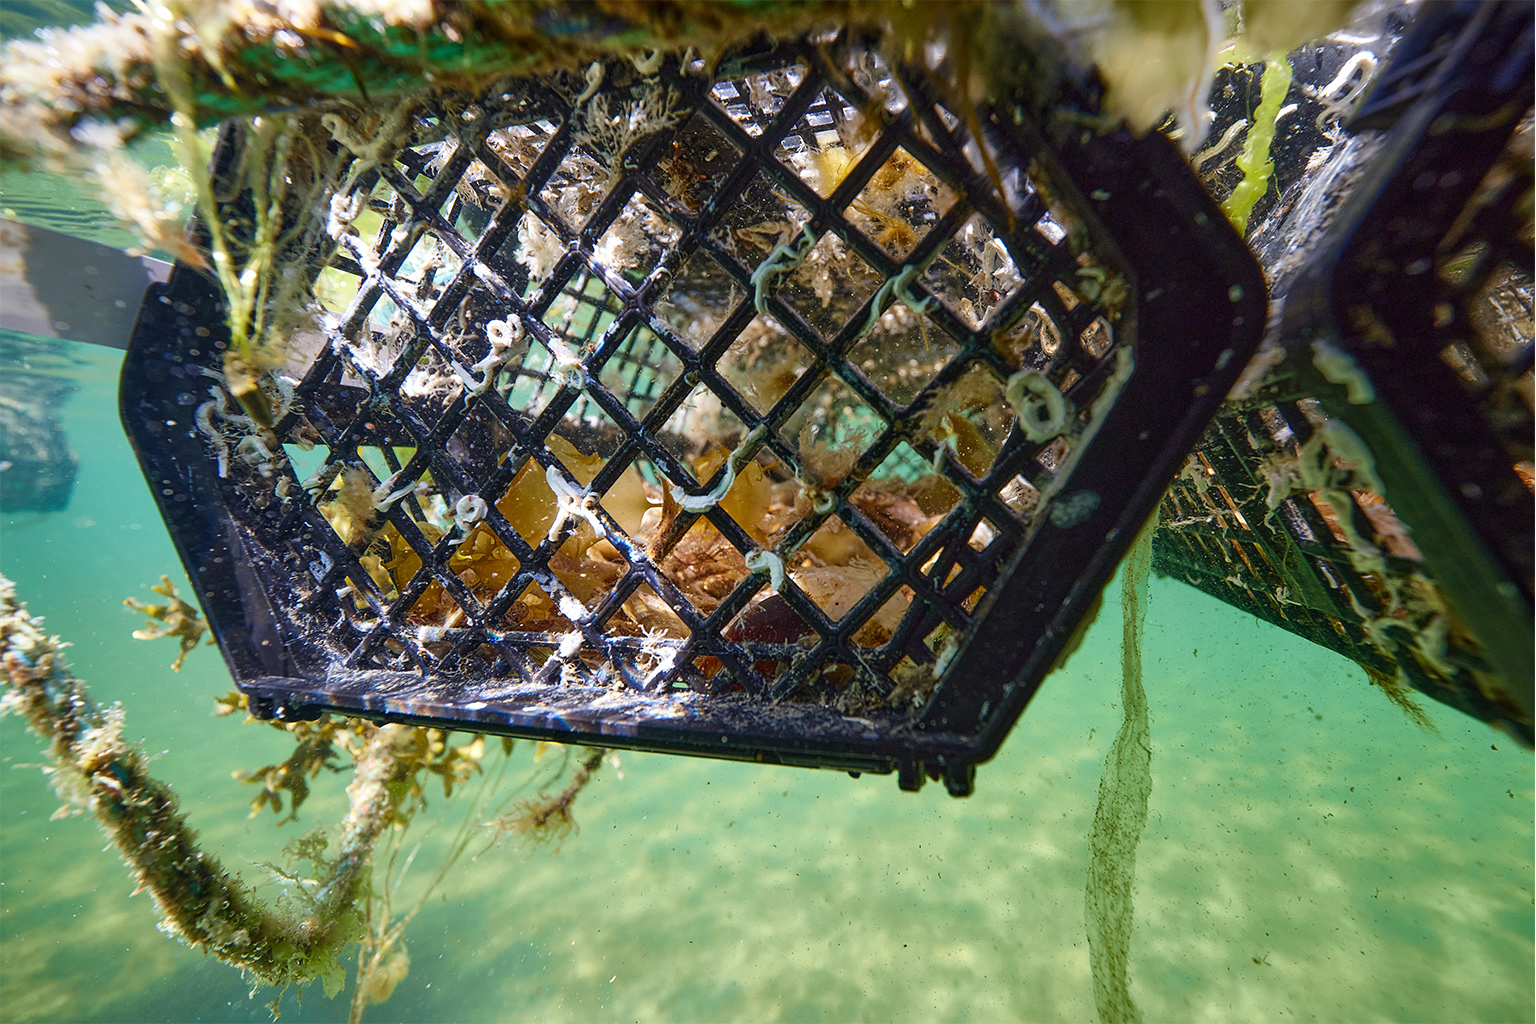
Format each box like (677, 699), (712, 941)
(122, 32), (1264, 793)
(1156, 0), (1533, 742)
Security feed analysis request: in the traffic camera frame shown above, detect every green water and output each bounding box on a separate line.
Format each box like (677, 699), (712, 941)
(0, 335), (1530, 1023)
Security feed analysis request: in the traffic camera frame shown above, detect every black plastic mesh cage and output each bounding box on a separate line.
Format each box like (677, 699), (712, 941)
(121, 30), (1264, 793)
(1154, 1), (1534, 744)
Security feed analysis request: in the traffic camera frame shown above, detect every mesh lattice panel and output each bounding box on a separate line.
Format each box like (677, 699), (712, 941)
(122, 33), (1264, 792)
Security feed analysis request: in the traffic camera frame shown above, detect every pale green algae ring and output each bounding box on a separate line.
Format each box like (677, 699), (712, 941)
(1006, 369), (1071, 441)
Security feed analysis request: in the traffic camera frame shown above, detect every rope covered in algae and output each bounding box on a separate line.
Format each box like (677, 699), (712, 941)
(0, 0), (897, 170)
(1084, 510), (1156, 1024)
(0, 573), (411, 994)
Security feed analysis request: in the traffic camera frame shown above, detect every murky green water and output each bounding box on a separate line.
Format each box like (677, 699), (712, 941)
(1, 333), (1530, 1023)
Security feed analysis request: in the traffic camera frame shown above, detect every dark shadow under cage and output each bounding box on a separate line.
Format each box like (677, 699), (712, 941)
(122, 30), (1264, 793)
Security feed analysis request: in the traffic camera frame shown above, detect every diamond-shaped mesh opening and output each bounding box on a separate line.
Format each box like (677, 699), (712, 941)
(354, 445), (399, 484)
(1036, 436), (1072, 476)
(656, 517), (747, 619)
(314, 264), (363, 314)
(806, 660), (859, 698)
(386, 340), (464, 429)
(446, 524), (521, 604)
(918, 363), (1013, 479)
(502, 211), (566, 298)
(389, 153), (435, 204)
(618, 581), (691, 639)
(654, 249), (741, 349)
(497, 338), (566, 424)
(657, 387), (748, 483)
(504, 579), (577, 634)
(358, 222), (462, 319)
(441, 160), (510, 244)
(608, 595), (694, 693)
(551, 538), (627, 608)
(779, 232), (882, 339)
(650, 112), (741, 213)
(283, 442), (330, 490)
(967, 518), (1001, 554)
(538, 145), (611, 230)
(494, 435), (610, 551)
(316, 464), (387, 551)
(921, 620), (954, 659)
(961, 584), (986, 614)
(362, 284), (406, 332)
(708, 169), (810, 263)
(846, 147), (957, 260)
(783, 373), (884, 488)
(852, 589), (911, 648)
(923, 213), (1024, 330)
(1035, 211), (1068, 245)
(1000, 473), (1041, 521)
(564, 433), (653, 540)
(994, 301), (1063, 368)
(725, 592), (815, 644)
(446, 394), (513, 474)
(1075, 314), (1112, 362)
(485, 118), (558, 177)
(775, 87), (876, 198)
(408, 576), (468, 630)
(692, 446), (780, 546)
(359, 539), (412, 608)
(599, 323), (682, 421)
(846, 304), (961, 406)
(851, 442), (958, 554)
(594, 190), (681, 282)
(710, 63), (807, 137)
(717, 314), (814, 415)
(794, 515), (889, 623)
(542, 269), (624, 354)
(1051, 278), (1081, 311)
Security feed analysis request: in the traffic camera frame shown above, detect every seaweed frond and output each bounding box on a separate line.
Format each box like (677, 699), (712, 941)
(482, 747), (606, 852)
(123, 574), (211, 672)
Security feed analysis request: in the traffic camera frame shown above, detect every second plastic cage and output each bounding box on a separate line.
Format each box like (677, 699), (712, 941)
(1155, 0), (1534, 743)
(121, 31), (1265, 793)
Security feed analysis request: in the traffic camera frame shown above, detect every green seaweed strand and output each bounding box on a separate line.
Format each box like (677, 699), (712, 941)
(1222, 54), (1293, 236)
(1085, 510), (1156, 1024)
